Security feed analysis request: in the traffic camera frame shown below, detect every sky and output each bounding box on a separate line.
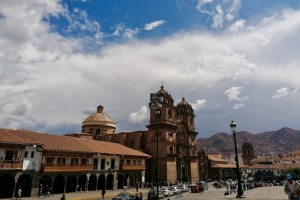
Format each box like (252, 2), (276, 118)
(1, 0), (300, 138)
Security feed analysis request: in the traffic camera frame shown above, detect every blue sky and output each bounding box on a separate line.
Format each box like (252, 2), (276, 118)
(1, 0), (300, 138)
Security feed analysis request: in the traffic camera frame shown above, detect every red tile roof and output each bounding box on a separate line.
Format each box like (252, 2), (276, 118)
(0, 128), (150, 157)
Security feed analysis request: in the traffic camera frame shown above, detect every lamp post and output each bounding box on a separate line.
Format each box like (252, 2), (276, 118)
(149, 94), (163, 200)
(230, 121), (245, 198)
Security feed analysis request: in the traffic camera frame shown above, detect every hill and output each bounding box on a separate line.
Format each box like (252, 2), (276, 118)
(196, 127), (300, 157)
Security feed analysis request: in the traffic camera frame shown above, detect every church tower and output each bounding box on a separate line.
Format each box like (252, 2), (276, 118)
(146, 85), (198, 183)
(241, 139), (255, 165)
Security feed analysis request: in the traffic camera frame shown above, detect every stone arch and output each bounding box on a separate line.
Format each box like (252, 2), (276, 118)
(40, 175), (52, 195)
(16, 174), (32, 197)
(53, 175), (65, 194)
(0, 173), (15, 198)
(97, 174), (105, 190)
(106, 173), (114, 190)
(66, 175), (76, 193)
(88, 173), (97, 191)
(78, 174), (87, 191)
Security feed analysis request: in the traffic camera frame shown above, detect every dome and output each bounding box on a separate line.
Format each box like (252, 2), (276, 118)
(242, 139), (253, 149)
(157, 85), (168, 95)
(178, 97), (189, 106)
(82, 105), (116, 128)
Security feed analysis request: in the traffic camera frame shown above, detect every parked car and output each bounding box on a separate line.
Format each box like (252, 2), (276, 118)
(148, 189), (165, 200)
(190, 185), (199, 193)
(160, 188), (173, 197)
(112, 192), (135, 200)
(170, 186), (181, 195)
(178, 185), (189, 192)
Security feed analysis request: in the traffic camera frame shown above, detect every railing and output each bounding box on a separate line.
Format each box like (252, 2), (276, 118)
(120, 164), (146, 171)
(41, 164), (93, 172)
(0, 160), (23, 170)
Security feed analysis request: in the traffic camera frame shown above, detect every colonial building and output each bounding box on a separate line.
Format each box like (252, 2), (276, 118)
(72, 85), (199, 183)
(0, 128), (150, 199)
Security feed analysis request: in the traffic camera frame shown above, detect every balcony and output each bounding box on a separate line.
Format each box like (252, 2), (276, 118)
(0, 160), (23, 170)
(120, 164), (146, 171)
(41, 164), (93, 172)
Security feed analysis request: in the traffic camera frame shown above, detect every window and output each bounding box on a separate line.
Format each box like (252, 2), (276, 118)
(170, 146), (173, 154)
(96, 129), (100, 135)
(111, 158), (115, 169)
(126, 160), (131, 165)
(81, 158), (87, 164)
(31, 151), (34, 158)
(57, 158), (66, 164)
(46, 157), (54, 164)
(71, 158), (79, 165)
(133, 160), (137, 165)
(24, 151), (28, 158)
(100, 158), (105, 169)
(5, 150), (17, 160)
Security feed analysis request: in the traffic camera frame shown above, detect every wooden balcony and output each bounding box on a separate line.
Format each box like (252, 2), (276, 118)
(120, 164), (146, 171)
(0, 160), (23, 170)
(41, 164), (93, 172)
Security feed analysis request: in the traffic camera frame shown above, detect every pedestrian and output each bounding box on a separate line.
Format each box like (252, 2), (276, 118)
(136, 183), (139, 192)
(101, 187), (105, 199)
(50, 186), (53, 197)
(135, 193), (139, 200)
(123, 185), (127, 192)
(283, 174), (300, 200)
(60, 193), (66, 200)
(16, 187), (22, 200)
(45, 185), (49, 197)
(139, 192), (143, 200)
(39, 184), (44, 198)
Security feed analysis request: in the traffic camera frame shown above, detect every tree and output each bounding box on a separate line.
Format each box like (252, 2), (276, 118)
(280, 168), (300, 181)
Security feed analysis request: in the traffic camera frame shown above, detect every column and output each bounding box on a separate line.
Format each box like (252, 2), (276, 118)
(95, 174), (99, 191)
(12, 182), (17, 199)
(63, 176), (67, 194)
(75, 175), (79, 192)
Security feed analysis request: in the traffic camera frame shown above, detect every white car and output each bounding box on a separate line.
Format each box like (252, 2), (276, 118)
(178, 185), (189, 192)
(160, 188), (173, 197)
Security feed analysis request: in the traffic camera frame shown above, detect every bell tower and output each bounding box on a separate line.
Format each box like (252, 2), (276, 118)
(241, 139), (255, 165)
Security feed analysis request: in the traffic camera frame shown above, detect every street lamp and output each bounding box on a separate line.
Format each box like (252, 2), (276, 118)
(230, 121), (245, 198)
(149, 94), (163, 200)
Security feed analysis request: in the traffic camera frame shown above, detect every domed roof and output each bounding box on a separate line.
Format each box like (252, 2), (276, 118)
(178, 97), (189, 106)
(157, 85), (168, 95)
(82, 105), (116, 128)
(242, 139), (253, 149)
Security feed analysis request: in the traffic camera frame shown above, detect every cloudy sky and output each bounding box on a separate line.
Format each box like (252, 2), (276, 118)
(1, 0), (300, 138)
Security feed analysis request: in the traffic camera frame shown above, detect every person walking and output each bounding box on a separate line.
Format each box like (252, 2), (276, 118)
(50, 186), (53, 197)
(39, 184), (44, 198)
(16, 188), (22, 200)
(284, 174), (300, 200)
(139, 192), (143, 200)
(101, 187), (106, 199)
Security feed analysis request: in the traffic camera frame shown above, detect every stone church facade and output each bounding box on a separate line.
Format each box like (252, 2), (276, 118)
(76, 86), (199, 183)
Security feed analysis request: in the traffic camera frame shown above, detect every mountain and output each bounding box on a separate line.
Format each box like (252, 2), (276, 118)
(196, 127), (300, 157)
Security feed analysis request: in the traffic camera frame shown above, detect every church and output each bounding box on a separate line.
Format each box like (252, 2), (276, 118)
(68, 85), (199, 183)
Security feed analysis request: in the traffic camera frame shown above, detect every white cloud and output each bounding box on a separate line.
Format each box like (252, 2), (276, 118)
(1, 1), (300, 137)
(272, 87), (289, 99)
(230, 19), (246, 33)
(129, 106), (148, 123)
(197, 0), (241, 29)
(191, 100), (207, 110)
(233, 103), (244, 109)
(144, 20), (166, 31)
(224, 87), (248, 101)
